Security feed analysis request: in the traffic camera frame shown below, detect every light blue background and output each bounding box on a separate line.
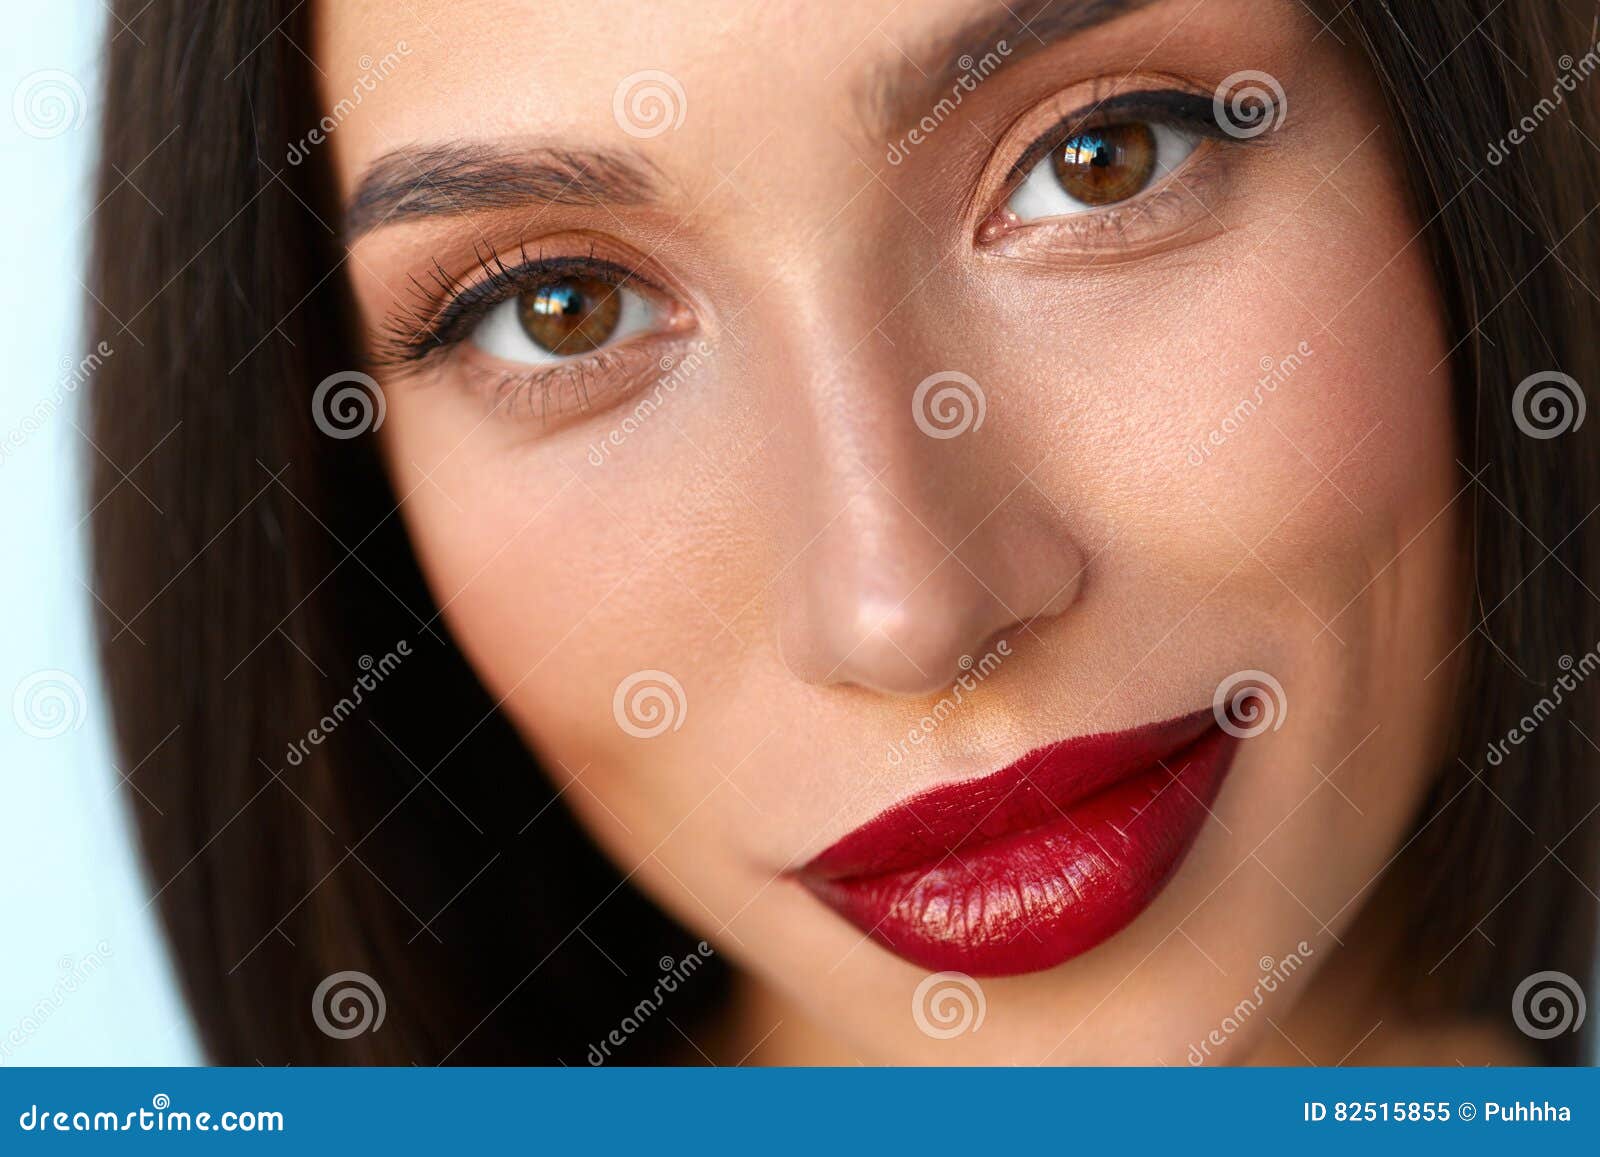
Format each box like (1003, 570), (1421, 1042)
(0, 3), (1593, 1071)
(1, 3), (198, 1064)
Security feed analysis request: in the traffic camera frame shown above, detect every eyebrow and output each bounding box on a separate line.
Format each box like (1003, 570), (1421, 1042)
(867, 0), (1155, 136)
(342, 143), (658, 239)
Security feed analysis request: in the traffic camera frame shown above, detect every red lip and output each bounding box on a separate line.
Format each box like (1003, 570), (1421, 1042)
(797, 709), (1238, 976)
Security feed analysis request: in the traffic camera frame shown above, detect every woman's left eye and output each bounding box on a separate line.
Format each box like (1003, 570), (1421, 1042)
(469, 276), (655, 365)
(1007, 121), (1200, 220)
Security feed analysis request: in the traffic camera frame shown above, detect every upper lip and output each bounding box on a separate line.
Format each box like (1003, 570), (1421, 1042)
(800, 707), (1218, 883)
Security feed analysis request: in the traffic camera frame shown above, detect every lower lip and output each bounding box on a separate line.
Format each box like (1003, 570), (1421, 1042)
(797, 710), (1238, 977)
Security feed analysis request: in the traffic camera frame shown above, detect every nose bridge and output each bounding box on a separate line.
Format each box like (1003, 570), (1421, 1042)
(756, 311), (1084, 697)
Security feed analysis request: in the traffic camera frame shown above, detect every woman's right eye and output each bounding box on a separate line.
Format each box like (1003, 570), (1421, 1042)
(469, 276), (657, 365)
(1006, 120), (1200, 221)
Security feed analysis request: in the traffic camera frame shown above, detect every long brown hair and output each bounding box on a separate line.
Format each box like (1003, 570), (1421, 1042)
(88, 0), (1599, 1063)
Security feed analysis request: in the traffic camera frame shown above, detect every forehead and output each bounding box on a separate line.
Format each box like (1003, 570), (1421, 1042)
(310, 0), (1191, 194)
(313, 2), (936, 153)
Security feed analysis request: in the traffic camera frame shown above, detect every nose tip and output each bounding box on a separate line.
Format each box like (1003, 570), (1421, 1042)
(823, 585), (1003, 698)
(779, 498), (1082, 698)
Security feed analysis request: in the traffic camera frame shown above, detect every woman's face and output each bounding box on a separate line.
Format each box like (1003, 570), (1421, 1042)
(322, 0), (1463, 1063)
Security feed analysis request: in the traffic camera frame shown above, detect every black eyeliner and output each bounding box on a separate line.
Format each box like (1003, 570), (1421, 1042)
(1004, 89), (1255, 184)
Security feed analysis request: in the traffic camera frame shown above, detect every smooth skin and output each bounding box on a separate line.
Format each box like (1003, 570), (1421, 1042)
(320, 0), (1517, 1064)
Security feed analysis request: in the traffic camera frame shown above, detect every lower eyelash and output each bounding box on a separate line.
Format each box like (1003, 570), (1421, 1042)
(467, 349), (631, 423)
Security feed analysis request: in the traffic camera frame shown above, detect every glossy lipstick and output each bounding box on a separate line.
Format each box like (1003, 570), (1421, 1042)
(798, 710), (1238, 976)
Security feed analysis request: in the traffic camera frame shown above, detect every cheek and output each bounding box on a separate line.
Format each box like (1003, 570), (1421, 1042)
(1033, 163), (1458, 623)
(371, 387), (755, 781)
(1181, 258), (1455, 596)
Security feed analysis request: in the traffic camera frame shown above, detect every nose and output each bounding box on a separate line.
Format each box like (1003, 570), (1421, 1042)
(775, 367), (1085, 698)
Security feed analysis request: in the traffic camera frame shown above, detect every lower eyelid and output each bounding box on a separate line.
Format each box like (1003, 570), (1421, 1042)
(453, 321), (700, 431)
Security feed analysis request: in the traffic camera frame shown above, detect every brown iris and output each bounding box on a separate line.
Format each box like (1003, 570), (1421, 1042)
(1050, 122), (1157, 206)
(515, 277), (622, 355)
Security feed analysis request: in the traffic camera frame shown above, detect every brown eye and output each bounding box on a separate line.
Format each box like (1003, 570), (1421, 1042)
(1049, 123), (1157, 206)
(516, 277), (622, 355)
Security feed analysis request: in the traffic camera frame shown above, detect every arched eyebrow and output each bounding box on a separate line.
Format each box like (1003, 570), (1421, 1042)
(342, 142), (658, 240)
(867, 0), (1150, 137)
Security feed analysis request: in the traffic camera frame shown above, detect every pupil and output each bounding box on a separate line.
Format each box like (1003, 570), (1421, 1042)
(1061, 136), (1107, 168)
(516, 275), (623, 355)
(534, 284), (585, 317)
